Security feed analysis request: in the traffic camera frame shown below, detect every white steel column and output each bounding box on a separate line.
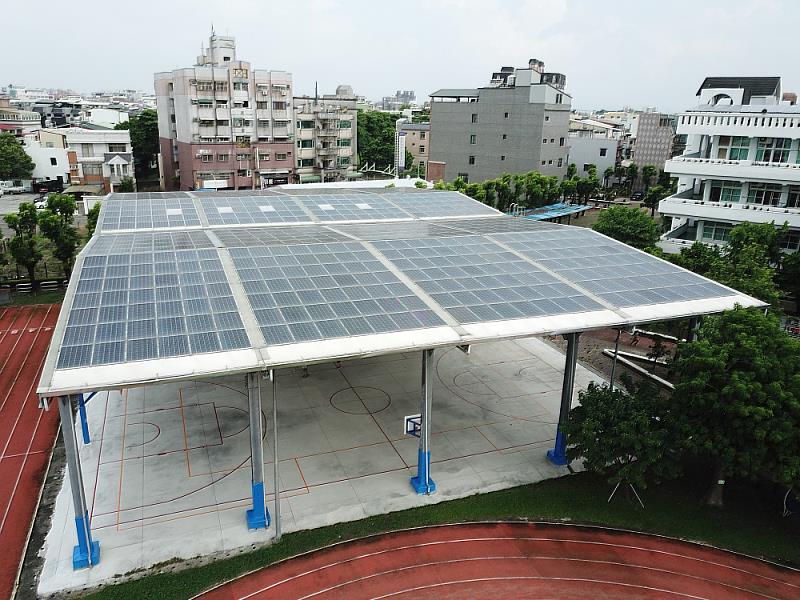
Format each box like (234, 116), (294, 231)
(246, 372), (270, 529)
(58, 395), (100, 569)
(410, 348), (436, 494)
(270, 369), (281, 540)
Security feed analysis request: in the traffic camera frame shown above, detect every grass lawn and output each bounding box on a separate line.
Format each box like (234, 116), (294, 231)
(83, 468), (800, 600)
(5, 288), (65, 306)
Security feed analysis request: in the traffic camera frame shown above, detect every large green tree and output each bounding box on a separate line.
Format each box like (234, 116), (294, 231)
(592, 206), (661, 250)
(115, 109), (159, 179)
(671, 241), (723, 277)
(37, 193), (79, 279)
(4, 203), (43, 289)
(356, 110), (398, 169)
(671, 308), (800, 506)
(779, 251), (800, 312)
(0, 132), (35, 180)
(86, 202), (101, 238)
(565, 379), (680, 492)
(641, 164), (658, 192)
(643, 184), (667, 217)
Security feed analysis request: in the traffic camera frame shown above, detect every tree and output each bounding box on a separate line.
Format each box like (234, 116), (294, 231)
(86, 201), (101, 238)
(37, 193), (79, 279)
(603, 166), (614, 188)
(566, 163), (578, 179)
(117, 177), (135, 192)
(115, 109), (159, 179)
(626, 163), (639, 190)
(641, 164), (658, 192)
(778, 251), (800, 312)
(565, 379), (680, 492)
(725, 221), (786, 266)
(671, 242), (723, 278)
(4, 203), (43, 289)
(560, 178), (577, 202)
(643, 184), (667, 217)
(592, 206), (661, 250)
(0, 132), (35, 180)
(671, 308), (800, 506)
(356, 110), (398, 169)
(709, 243), (781, 306)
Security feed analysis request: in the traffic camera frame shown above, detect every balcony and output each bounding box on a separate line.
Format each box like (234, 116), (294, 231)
(657, 222), (702, 254)
(658, 192), (800, 229)
(665, 154), (800, 184)
(677, 110), (800, 139)
(317, 145), (337, 156)
(317, 128), (338, 137)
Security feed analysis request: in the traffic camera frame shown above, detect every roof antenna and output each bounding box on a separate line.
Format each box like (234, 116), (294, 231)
(314, 81), (318, 106)
(211, 22), (215, 37)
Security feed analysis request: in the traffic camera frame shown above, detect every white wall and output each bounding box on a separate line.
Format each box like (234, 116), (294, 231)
(567, 136), (617, 179)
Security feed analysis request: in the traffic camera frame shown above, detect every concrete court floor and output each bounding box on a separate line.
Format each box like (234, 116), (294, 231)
(38, 337), (602, 595)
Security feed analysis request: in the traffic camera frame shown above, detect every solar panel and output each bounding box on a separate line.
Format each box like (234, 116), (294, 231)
(230, 241), (445, 345)
(58, 242), (249, 369)
(373, 236), (602, 323)
(297, 193), (412, 221)
(330, 221), (471, 241)
(198, 195), (310, 225)
(497, 229), (733, 307)
(215, 226), (350, 247)
(436, 216), (563, 234)
(98, 196), (201, 232)
(383, 191), (500, 219)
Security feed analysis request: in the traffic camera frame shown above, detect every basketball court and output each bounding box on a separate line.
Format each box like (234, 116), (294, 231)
(38, 337), (598, 594)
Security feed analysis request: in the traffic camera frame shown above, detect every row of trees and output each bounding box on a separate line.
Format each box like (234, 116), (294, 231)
(2, 194), (88, 289)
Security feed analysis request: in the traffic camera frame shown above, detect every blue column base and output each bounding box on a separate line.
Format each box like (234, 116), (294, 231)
(72, 513), (100, 569)
(246, 481), (270, 530)
(546, 430), (569, 466)
(410, 449), (436, 495)
(78, 394), (91, 444)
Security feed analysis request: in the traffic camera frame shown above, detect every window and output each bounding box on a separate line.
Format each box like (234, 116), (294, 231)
(471, 113), (478, 123)
(233, 82), (249, 91)
(787, 186), (800, 208)
(716, 135), (749, 160)
(200, 154), (212, 163)
(297, 139), (314, 148)
(259, 153), (270, 161)
(81, 143), (94, 157)
(298, 158), (314, 167)
(276, 153), (288, 161)
(235, 153), (251, 161)
(468, 156), (475, 165)
(257, 101), (270, 109)
(82, 163), (102, 176)
(419, 145), (426, 154)
(541, 161), (546, 166)
(108, 143), (126, 153)
(583, 164), (592, 172)
(501, 155), (506, 161)
(542, 138), (547, 144)
(457, 172), (469, 183)
(600, 148), (607, 157)
(257, 119), (270, 128)
(469, 134), (476, 144)
(557, 158), (563, 167)
(545, 115), (550, 122)
(747, 182), (782, 205)
(217, 154), (230, 161)
(702, 221), (733, 242)
(709, 180), (741, 203)
(502, 134), (507, 140)
(337, 139), (351, 147)
(548, 160), (553, 165)
(755, 137), (790, 163)
(780, 231), (800, 252)
(559, 137), (565, 147)
(217, 119), (230, 126)
(338, 120), (352, 129)
(504, 112), (509, 118)
(420, 131), (426, 140)
(298, 120), (315, 129)
(272, 101), (287, 111)
(550, 139), (555, 143)
(337, 156), (350, 167)
(237, 169), (251, 177)
(50, 157), (57, 166)
(555, 93), (563, 104)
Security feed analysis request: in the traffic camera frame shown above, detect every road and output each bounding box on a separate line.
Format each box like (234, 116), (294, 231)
(0, 194), (87, 238)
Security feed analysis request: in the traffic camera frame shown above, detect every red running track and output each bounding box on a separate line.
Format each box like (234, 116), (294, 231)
(0, 305), (60, 600)
(199, 522), (800, 600)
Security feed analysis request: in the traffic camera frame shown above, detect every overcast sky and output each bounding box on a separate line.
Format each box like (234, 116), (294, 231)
(3, 0), (796, 112)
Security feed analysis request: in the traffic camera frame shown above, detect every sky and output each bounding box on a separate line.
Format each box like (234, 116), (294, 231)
(3, 0), (797, 112)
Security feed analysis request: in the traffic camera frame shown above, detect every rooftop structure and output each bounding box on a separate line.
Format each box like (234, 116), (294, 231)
(659, 76), (800, 253)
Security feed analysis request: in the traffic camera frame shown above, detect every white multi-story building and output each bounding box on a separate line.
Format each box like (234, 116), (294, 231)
(659, 77), (800, 254)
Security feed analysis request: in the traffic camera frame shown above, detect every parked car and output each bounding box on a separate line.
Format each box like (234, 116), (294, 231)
(35, 199), (48, 210)
(631, 191), (645, 202)
(0, 181), (27, 194)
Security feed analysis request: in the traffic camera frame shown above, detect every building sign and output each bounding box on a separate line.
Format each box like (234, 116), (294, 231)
(396, 131), (407, 170)
(200, 179), (228, 189)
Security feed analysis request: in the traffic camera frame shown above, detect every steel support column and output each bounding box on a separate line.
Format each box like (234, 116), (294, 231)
(78, 393), (90, 444)
(270, 369), (281, 540)
(411, 348), (436, 494)
(547, 332), (581, 466)
(58, 395), (100, 569)
(246, 372), (270, 529)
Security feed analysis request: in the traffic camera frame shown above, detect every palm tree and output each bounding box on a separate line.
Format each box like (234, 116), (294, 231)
(626, 163), (639, 192)
(641, 165), (657, 193)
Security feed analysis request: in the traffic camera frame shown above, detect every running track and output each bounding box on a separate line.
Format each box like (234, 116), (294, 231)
(198, 522), (800, 599)
(0, 305), (60, 599)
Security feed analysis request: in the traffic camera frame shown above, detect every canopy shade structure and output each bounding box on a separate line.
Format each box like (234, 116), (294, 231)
(37, 188), (764, 397)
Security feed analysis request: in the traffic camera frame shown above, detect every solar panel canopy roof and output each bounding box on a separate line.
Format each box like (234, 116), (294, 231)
(38, 187), (764, 397)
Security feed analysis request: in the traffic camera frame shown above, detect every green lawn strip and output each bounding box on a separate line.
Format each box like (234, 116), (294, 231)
(82, 471), (799, 600)
(6, 289), (65, 306)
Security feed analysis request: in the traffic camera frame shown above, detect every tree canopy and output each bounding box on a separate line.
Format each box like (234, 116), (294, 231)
(592, 206), (661, 250)
(671, 307), (800, 504)
(356, 110), (398, 169)
(3, 203), (43, 288)
(115, 109), (158, 179)
(0, 132), (35, 180)
(37, 193), (79, 279)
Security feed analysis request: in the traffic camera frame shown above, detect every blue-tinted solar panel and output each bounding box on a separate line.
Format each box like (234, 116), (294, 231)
(198, 195), (309, 225)
(99, 196), (201, 231)
(382, 191), (500, 219)
(297, 193), (412, 221)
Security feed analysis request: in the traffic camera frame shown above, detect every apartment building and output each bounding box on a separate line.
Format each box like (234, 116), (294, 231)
(293, 85), (358, 183)
(567, 118), (622, 180)
(0, 97), (40, 136)
(395, 121), (429, 177)
(630, 112), (676, 176)
(28, 128), (135, 194)
(659, 76), (800, 254)
(428, 59), (571, 183)
(155, 33), (295, 190)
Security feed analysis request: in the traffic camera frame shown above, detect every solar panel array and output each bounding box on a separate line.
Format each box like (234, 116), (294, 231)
(374, 236), (602, 324)
(498, 229), (732, 308)
(42, 187), (755, 388)
(230, 241), (444, 345)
